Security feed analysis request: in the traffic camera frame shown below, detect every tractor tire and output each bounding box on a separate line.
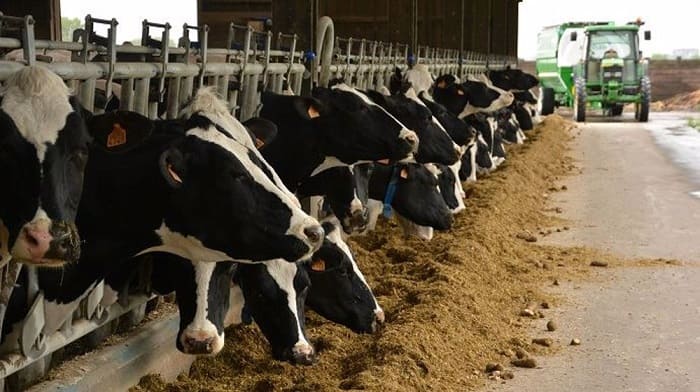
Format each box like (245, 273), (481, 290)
(573, 77), (586, 122)
(636, 76), (651, 122)
(539, 87), (555, 115)
(611, 104), (624, 116)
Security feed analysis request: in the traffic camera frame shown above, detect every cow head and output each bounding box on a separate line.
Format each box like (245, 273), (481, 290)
(88, 109), (324, 264)
(0, 66), (91, 266)
(459, 140), (478, 182)
(418, 91), (474, 146)
(159, 127), (324, 263)
(431, 163), (466, 214)
(365, 90), (460, 165)
(369, 163), (453, 232)
(150, 256), (236, 356)
(303, 220), (384, 333)
(296, 166), (368, 234)
(232, 260), (315, 365)
(433, 75), (514, 118)
(312, 84), (419, 163)
(488, 69), (539, 91)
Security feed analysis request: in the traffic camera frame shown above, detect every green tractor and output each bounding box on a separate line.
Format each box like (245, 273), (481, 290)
(535, 20), (652, 122)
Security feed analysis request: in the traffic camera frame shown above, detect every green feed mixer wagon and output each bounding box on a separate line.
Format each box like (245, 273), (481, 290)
(535, 20), (652, 122)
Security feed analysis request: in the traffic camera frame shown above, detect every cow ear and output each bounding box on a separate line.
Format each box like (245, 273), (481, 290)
(159, 147), (185, 188)
(88, 111), (153, 152)
(242, 117), (278, 149)
(293, 96), (325, 120)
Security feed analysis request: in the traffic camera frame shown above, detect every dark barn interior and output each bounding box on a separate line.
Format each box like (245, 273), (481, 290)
(3, 0), (520, 56)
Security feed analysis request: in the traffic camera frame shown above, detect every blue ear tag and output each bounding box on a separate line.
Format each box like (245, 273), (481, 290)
(382, 166), (401, 218)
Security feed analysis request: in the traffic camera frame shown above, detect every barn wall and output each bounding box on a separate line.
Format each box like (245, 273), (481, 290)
(2, 0), (62, 40)
(195, 0), (520, 55)
(6, 0), (519, 55)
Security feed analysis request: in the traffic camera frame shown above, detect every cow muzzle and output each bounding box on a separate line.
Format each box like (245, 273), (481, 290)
(180, 329), (224, 355)
(371, 308), (386, 333)
(399, 128), (420, 153)
(342, 207), (369, 234)
(287, 342), (316, 365)
(12, 219), (80, 267)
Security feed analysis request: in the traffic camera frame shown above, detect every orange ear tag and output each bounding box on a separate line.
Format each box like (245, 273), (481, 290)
(307, 106), (320, 118)
(107, 123), (127, 148)
(400, 168), (409, 179)
(310, 259), (326, 272)
(437, 81), (447, 88)
(255, 138), (265, 149)
(167, 164), (183, 184)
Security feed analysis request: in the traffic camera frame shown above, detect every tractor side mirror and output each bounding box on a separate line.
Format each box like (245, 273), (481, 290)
(570, 31), (578, 41)
(644, 30), (651, 40)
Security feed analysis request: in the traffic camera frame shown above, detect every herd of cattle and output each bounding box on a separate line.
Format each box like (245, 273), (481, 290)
(0, 62), (540, 368)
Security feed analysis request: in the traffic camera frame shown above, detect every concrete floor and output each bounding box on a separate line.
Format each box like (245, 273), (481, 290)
(488, 112), (700, 392)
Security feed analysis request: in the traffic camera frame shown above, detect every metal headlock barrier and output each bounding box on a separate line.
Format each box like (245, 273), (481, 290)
(0, 12), (516, 389)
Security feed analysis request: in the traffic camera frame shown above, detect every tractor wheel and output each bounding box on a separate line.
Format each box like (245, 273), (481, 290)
(573, 78), (586, 122)
(539, 87), (555, 115)
(636, 76), (651, 122)
(611, 104), (624, 116)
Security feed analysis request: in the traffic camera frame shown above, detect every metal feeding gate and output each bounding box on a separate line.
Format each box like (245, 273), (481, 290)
(0, 12), (516, 391)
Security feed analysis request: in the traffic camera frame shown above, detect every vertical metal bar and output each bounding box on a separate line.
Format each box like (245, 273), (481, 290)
(198, 25), (208, 88)
(79, 78), (96, 113)
(180, 76), (194, 107)
(120, 78), (135, 111)
(166, 76), (181, 119)
(134, 78), (150, 115)
(21, 15), (36, 66)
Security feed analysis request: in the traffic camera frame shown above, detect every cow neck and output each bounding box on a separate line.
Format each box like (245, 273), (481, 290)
(382, 165), (401, 218)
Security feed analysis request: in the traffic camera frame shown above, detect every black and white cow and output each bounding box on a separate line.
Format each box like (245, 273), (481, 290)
(296, 166), (366, 234)
(432, 75), (514, 119)
(226, 220), (383, 363)
(0, 66), (91, 266)
(258, 87), (418, 233)
(147, 255), (237, 355)
(2, 89), (325, 357)
(487, 68), (539, 92)
(303, 220), (384, 333)
(363, 89), (460, 165)
(364, 163), (453, 240)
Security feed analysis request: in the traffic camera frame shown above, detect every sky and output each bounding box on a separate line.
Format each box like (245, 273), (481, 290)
(61, 0), (696, 59)
(518, 0), (699, 60)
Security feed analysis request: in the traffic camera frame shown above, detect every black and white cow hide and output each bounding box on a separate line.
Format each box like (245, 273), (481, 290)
(0, 66), (91, 267)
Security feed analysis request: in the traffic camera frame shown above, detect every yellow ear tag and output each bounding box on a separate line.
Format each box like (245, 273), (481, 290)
(307, 106), (320, 119)
(255, 138), (265, 149)
(457, 89), (465, 96)
(437, 80), (447, 88)
(400, 168), (409, 179)
(107, 123), (127, 148)
(376, 158), (390, 165)
(167, 164), (183, 184)
(310, 259), (326, 272)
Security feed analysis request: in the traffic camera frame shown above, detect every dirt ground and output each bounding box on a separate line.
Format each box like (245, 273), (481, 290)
(131, 115), (649, 392)
(652, 89), (700, 111)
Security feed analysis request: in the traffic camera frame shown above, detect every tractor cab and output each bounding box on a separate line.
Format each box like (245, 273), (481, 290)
(536, 20), (652, 122)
